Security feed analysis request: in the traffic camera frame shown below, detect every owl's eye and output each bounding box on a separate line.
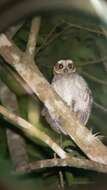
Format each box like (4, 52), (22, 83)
(58, 64), (63, 69)
(68, 63), (74, 69)
(54, 63), (63, 71)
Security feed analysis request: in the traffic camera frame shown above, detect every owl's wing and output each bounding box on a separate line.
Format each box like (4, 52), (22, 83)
(75, 109), (90, 125)
(71, 87), (93, 125)
(42, 107), (67, 135)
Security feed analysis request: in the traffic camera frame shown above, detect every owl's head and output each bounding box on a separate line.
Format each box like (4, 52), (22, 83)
(54, 59), (76, 75)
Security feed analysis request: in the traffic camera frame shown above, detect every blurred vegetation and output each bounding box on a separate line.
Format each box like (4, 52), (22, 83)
(0, 12), (107, 189)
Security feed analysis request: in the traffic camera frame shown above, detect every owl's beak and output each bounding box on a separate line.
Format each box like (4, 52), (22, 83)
(64, 68), (68, 73)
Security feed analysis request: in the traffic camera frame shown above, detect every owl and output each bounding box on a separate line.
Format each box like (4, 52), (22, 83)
(42, 59), (93, 135)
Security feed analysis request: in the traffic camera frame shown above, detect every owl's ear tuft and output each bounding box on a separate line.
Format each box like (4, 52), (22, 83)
(57, 60), (65, 64)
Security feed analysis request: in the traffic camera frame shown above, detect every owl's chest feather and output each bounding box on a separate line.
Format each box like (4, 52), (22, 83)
(52, 74), (88, 108)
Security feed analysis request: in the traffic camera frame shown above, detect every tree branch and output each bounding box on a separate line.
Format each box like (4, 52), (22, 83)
(0, 105), (68, 159)
(19, 157), (107, 174)
(81, 71), (107, 85)
(26, 17), (41, 58)
(5, 23), (23, 39)
(78, 56), (107, 67)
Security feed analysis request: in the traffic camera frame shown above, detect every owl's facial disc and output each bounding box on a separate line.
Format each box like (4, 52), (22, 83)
(54, 59), (76, 74)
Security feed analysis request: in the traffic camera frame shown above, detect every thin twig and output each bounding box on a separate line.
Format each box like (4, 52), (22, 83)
(26, 17), (41, 58)
(97, 27), (107, 72)
(36, 20), (105, 55)
(39, 56), (107, 68)
(18, 157), (107, 174)
(59, 171), (65, 189)
(54, 152), (65, 189)
(81, 71), (107, 85)
(36, 22), (63, 54)
(77, 56), (107, 66)
(94, 101), (107, 113)
(62, 20), (106, 36)
(36, 25), (70, 54)
(36, 21), (107, 67)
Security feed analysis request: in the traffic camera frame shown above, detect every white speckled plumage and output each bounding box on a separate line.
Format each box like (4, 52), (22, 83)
(42, 59), (93, 135)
